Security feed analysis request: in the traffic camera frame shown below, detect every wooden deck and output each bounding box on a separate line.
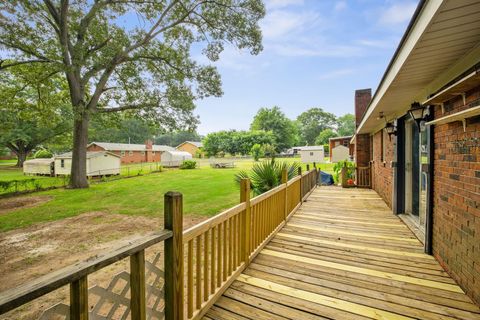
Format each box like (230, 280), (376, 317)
(202, 187), (480, 320)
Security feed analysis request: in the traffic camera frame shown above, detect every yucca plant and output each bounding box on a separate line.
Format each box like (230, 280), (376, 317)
(235, 159), (300, 195)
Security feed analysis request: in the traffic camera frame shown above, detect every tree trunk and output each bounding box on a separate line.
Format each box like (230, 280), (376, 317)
(15, 151), (27, 168)
(70, 111), (90, 188)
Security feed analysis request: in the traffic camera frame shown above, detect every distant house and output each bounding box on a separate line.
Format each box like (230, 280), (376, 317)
(176, 141), (203, 157)
(298, 146), (325, 164)
(161, 150), (193, 167)
(54, 151), (121, 176)
(87, 140), (174, 164)
(329, 136), (354, 162)
(23, 158), (54, 176)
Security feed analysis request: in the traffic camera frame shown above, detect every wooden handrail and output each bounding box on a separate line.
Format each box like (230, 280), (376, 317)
(0, 168), (319, 319)
(0, 230), (172, 314)
(183, 202), (247, 242)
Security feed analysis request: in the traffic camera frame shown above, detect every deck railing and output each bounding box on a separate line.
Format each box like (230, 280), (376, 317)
(355, 166), (371, 188)
(0, 168), (318, 320)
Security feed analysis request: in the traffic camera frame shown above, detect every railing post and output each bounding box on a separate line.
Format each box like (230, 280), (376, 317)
(281, 169), (288, 220)
(130, 250), (146, 320)
(70, 276), (88, 320)
(240, 179), (251, 264)
(341, 162), (348, 187)
(164, 192), (184, 320)
(298, 167), (303, 202)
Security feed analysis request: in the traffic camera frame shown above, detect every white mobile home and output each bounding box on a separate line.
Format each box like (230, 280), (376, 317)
(54, 151), (121, 176)
(298, 146), (325, 164)
(23, 158), (54, 176)
(161, 150), (192, 167)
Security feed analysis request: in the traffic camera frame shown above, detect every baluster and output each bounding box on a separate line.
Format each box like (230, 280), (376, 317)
(70, 276), (88, 320)
(187, 240), (193, 318)
(204, 230), (209, 302)
(130, 250), (146, 320)
(196, 236), (202, 310)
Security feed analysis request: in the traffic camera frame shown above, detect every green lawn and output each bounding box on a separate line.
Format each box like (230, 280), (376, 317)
(0, 158), (334, 232)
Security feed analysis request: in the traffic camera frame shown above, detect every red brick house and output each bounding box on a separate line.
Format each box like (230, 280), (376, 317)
(352, 0), (480, 304)
(87, 141), (174, 164)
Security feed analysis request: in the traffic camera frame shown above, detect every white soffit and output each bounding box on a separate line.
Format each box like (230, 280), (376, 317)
(358, 0), (480, 134)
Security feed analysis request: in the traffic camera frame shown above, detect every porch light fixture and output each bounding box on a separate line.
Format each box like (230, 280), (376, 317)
(408, 102), (427, 129)
(384, 122), (397, 140)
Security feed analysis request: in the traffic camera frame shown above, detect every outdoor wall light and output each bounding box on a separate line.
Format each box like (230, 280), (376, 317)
(384, 122), (397, 140)
(408, 102), (427, 129)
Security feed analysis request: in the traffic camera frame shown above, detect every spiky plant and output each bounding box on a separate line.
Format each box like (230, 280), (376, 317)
(235, 159), (300, 195)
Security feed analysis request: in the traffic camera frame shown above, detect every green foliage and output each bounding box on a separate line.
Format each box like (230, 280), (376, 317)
(34, 149), (53, 159)
(250, 107), (298, 152)
(235, 159), (300, 195)
(180, 160), (197, 169)
(89, 118), (155, 144)
(261, 144), (276, 158)
(297, 108), (337, 145)
(0, 64), (72, 166)
(203, 130), (275, 157)
(250, 144), (264, 161)
(155, 131), (202, 147)
(315, 128), (338, 145)
(337, 114), (356, 136)
(333, 160), (355, 182)
(194, 150), (203, 159)
(1, 1), (265, 184)
(323, 144), (329, 155)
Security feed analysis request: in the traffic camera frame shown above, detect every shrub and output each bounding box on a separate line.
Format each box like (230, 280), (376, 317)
(180, 160), (197, 169)
(34, 149), (53, 159)
(250, 144), (264, 161)
(235, 159), (300, 195)
(333, 160), (355, 182)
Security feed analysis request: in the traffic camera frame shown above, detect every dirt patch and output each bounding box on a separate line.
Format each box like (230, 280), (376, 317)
(0, 211), (207, 319)
(0, 195), (53, 215)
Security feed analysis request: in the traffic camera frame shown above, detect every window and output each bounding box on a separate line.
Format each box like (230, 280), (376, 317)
(129, 151), (133, 156)
(61, 159), (65, 168)
(120, 151), (125, 157)
(310, 152), (314, 156)
(343, 140), (349, 147)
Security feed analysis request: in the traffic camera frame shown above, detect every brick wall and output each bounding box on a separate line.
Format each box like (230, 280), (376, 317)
(371, 130), (395, 208)
(86, 144), (161, 164)
(354, 134), (371, 167)
(431, 85), (480, 304)
(355, 89), (372, 127)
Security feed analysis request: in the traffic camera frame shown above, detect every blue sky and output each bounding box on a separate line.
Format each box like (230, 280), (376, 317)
(194, 0), (417, 135)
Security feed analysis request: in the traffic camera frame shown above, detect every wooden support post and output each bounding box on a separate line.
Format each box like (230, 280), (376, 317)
(298, 167), (303, 202)
(130, 250), (146, 320)
(164, 192), (184, 320)
(341, 163), (348, 188)
(70, 276), (88, 320)
(281, 169), (288, 220)
(240, 179), (251, 264)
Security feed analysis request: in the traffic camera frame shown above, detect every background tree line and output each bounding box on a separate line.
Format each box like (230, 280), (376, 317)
(202, 106), (355, 158)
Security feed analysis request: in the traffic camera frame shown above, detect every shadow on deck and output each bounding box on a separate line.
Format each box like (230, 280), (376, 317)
(204, 187), (480, 320)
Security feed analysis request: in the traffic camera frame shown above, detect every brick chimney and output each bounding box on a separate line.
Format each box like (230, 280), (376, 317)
(145, 140), (153, 150)
(355, 89), (372, 129)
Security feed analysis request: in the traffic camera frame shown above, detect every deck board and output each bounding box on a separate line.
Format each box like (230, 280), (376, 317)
(203, 187), (480, 320)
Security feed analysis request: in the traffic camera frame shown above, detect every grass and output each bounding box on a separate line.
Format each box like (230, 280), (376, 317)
(0, 157), (334, 232)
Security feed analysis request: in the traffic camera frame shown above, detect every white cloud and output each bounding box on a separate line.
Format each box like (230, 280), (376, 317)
(264, 0), (304, 10)
(379, 2), (417, 25)
(356, 38), (397, 49)
(261, 10), (319, 40)
(268, 42), (362, 58)
(334, 1), (347, 12)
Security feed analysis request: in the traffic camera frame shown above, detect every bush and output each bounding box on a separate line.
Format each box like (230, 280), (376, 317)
(34, 149), (53, 158)
(250, 144), (264, 161)
(235, 159), (300, 195)
(180, 160), (197, 169)
(333, 160), (355, 182)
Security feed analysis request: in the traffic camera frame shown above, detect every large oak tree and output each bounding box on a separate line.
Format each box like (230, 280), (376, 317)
(0, 0), (264, 187)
